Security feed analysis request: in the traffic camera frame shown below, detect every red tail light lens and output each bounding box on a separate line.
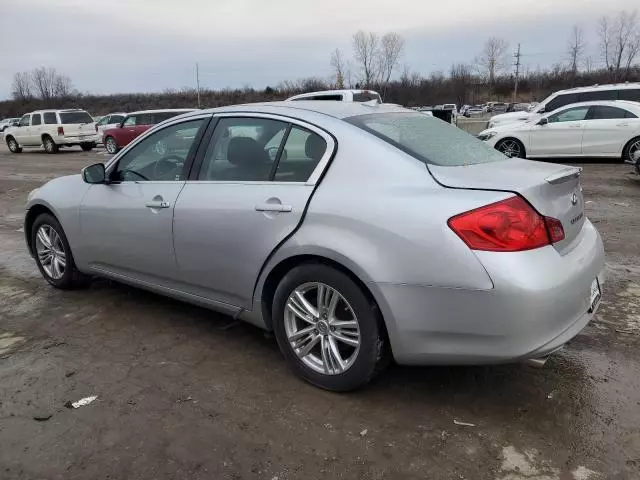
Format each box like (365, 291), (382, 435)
(57, 126), (64, 136)
(448, 196), (563, 252)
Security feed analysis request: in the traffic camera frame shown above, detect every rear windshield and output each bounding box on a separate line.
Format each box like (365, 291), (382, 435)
(346, 112), (506, 166)
(59, 111), (94, 124)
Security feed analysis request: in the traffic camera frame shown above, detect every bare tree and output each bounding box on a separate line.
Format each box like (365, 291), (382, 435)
(449, 63), (473, 107)
(330, 48), (346, 89)
(583, 55), (595, 73)
(476, 37), (509, 98)
(53, 73), (74, 98)
(599, 10), (640, 79)
(31, 66), (59, 100)
(378, 32), (405, 100)
(567, 25), (585, 81)
(352, 30), (379, 88)
(10, 72), (33, 100)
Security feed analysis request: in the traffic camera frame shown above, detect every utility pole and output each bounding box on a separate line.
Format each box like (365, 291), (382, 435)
(196, 62), (201, 109)
(513, 43), (521, 103)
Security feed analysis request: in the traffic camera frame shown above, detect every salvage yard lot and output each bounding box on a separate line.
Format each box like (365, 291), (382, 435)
(0, 144), (639, 479)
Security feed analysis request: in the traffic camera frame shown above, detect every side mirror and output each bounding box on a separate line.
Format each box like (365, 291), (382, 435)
(537, 117), (549, 126)
(82, 163), (106, 184)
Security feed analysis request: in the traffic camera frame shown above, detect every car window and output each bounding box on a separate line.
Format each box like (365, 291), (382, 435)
(273, 126), (327, 182)
(353, 92), (382, 102)
(111, 119), (205, 183)
(43, 112), (57, 124)
(153, 111), (182, 123)
(579, 90), (617, 102)
(295, 95), (343, 101)
(625, 110), (639, 119)
(110, 115), (125, 124)
(618, 89), (640, 102)
(548, 106), (590, 123)
(96, 116), (110, 127)
(137, 114), (153, 125)
(122, 116), (137, 127)
(347, 112), (507, 166)
(18, 115), (30, 127)
(588, 106), (631, 120)
(59, 111), (93, 124)
(545, 93), (579, 113)
(31, 114), (42, 126)
(198, 117), (288, 181)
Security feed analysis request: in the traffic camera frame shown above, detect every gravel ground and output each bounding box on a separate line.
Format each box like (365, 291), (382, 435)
(0, 143), (639, 480)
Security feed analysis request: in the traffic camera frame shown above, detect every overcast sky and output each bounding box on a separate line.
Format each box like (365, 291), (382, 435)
(1, 0), (637, 99)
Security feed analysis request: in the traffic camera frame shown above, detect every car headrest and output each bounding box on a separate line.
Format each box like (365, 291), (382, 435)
(305, 134), (327, 160)
(227, 137), (269, 166)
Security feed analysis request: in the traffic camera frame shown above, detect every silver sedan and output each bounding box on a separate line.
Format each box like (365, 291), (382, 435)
(24, 102), (605, 391)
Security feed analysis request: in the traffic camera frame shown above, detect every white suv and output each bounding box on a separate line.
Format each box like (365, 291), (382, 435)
(286, 89), (382, 102)
(4, 109), (97, 154)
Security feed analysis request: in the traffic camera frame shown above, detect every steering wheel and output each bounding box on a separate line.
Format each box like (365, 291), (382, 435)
(153, 155), (184, 180)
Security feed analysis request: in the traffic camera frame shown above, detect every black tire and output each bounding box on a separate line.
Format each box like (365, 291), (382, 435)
(81, 142), (95, 151)
(43, 135), (59, 154)
(495, 138), (526, 158)
(272, 263), (387, 391)
(6, 136), (22, 153)
(104, 136), (119, 154)
(622, 136), (640, 164)
(31, 213), (91, 290)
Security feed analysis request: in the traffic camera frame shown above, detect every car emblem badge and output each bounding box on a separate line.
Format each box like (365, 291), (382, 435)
(571, 193), (578, 206)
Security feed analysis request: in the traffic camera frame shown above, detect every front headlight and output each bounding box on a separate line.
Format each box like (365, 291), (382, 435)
(477, 131), (497, 141)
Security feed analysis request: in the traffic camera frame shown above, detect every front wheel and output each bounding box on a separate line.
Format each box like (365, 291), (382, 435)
(43, 135), (59, 154)
(495, 138), (526, 158)
(104, 136), (119, 154)
(623, 136), (640, 164)
(272, 264), (387, 391)
(6, 136), (22, 153)
(81, 142), (95, 151)
(31, 213), (91, 289)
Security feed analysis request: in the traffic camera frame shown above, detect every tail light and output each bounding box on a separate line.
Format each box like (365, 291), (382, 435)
(448, 196), (565, 252)
(57, 126), (64, 136)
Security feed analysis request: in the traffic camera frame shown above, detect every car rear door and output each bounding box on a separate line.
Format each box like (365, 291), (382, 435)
(528, 106), (590, 156)
(172, 114), (334, 309)
(582, 105), (638, 156)
(78, 116), (209, 283)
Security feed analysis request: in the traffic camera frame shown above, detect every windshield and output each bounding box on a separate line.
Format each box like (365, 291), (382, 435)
(346, 112), (507, 166)
(59, 111), (94, 124)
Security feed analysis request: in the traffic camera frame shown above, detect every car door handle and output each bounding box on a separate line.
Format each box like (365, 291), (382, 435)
(569, 124), (582, 128)
(255, 203), (292, 213)
(616, 123), (629, 127)
(145, 200), (171, 209)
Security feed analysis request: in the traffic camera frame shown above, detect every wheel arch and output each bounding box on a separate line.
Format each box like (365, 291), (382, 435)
(495, 136), (527, 158)
(622, 135), (640, 160)
(25, 203), (58, 257)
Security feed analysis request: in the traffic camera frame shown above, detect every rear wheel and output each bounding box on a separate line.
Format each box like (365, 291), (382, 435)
(31, 213), (91, 289)
(272, 264), (387, 391)
(81, 142), (95, 151)
(43, 135), (58, 154)
(6, 136), (22, 153)
(623, 136), (640, 164)
(104, 136), (119, 154)
(495, 138), (526, 158)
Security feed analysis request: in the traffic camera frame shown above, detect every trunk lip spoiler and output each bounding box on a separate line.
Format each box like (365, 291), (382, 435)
(545, 167), (582, 185)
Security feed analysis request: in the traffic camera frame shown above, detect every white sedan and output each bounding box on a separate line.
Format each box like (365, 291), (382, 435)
(478, 100), (640, 161)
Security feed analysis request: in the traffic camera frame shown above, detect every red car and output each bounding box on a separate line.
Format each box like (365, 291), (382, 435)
(102, 109), (195, 154)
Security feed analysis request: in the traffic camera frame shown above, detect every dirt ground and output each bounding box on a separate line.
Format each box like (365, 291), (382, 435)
(0, 142), (639, 480)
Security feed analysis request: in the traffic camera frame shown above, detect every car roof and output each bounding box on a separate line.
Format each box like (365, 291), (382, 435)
(126, 109), (196, 115)
(190, 101), (408, 120)
(553, 82), (640, 95)
(550, 100), (640, 112)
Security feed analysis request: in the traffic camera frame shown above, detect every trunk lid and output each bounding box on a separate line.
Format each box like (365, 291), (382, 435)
(58, 111), (96, 138)
(428, 159), (585, 251)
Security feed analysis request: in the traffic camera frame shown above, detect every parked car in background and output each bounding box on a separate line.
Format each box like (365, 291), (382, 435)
(286, 89), (382, 103)
(102, 109), (194, 154)
(459, 105), (470, 116)
(489, 82), (640, 128)
(24, 101), (603, 391)
(95, 112), (127, 143)
(0, 118), (20, 132)
(464, 106), (484, 117)
(5, 109), (97, 154)
(478, 100), (640, 161)
(491, 103), (508, 113)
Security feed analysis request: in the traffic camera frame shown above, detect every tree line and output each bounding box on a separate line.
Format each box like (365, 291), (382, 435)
(2, 9), (639, 118)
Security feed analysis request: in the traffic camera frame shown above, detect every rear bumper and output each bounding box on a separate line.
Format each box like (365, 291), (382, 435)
(59, 134), (98, 145)
(374, 220), (605, 365)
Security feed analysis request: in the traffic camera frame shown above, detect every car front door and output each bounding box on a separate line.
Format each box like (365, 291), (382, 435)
(78, 116), (209, 283)
(172, 114), (334, 309)
(13, 114), (31, 145)
(119, 115), (140, 146)
(528, 106), (590, 156)
(582, 105), (638, 155)
(28, 113), (42, 145)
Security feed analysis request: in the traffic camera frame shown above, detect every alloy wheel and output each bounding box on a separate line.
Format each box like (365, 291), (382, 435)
(105, 137), (117, 154)
(8, 138), (18, 152)
(629, 139), (640, 162)
(498, 140), (522, 158)
(284, 282), (361, 375)
(35, 224), (66, 280)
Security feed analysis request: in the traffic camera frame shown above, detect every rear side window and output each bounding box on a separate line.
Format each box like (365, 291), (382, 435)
(579, 90), (617, 102)
(353, 92), (382, 102)
(588, 106), (631, 120)
(59, 111), (93, 124)
(110, 115), (124, 124)
(618, 89), (640, 102)
(31, 114), (42, 126)
(294, 95), (343, 101)
(274, 126), (327, 182)
(153, 111), (181, 123)
(346, 112), (506, 166)
(545, 93), (579, 112)
(137, 114), (153, 125)
(43, 112), (57, 124)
